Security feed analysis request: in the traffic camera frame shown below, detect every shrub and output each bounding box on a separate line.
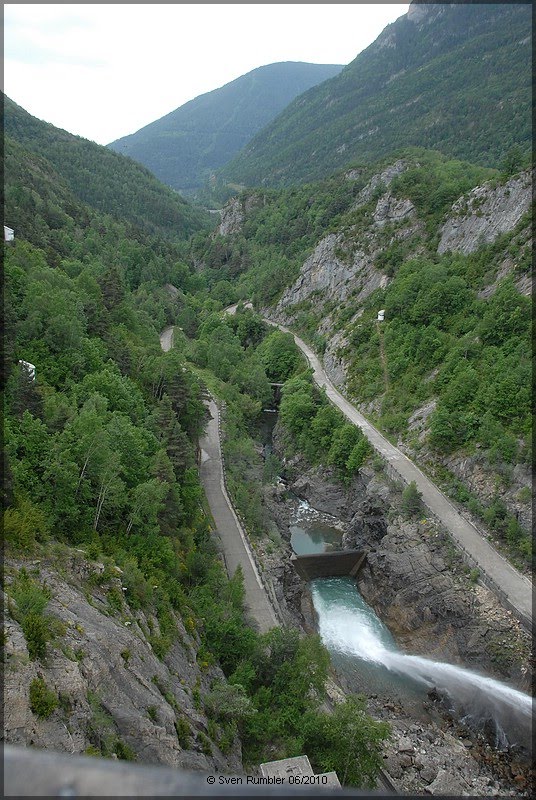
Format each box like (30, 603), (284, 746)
(174, 716), (191, 748)
(29, 677), (58, 718)
(204, 682), (256, 723)
(10, 570), (53, 661)
(3, 498), (50, 552)
(401, 481), (423, 518)
(197, 731), (212, 756)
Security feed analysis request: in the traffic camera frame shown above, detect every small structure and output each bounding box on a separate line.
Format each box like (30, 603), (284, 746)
(260, 755), (341, 788)
(4, 226), (15, 242)
(377, 309), (385, 322)
(19, 360), (36, 382)
(291, 549), (366, 581)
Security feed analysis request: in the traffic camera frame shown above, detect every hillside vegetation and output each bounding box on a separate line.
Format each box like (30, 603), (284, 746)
(108, 62), (343, 196)
(3, 102), (390, 785)
(3, 95), (210, 239)
(194, 149), (532, 568)
(220, 3), (531, 188)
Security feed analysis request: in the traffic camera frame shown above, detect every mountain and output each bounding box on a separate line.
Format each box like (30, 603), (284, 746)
(107, 62), (344, 195)
(3, 95), (210, 239)
(219, 2), (531, 188)
(194, 149), (532, 566)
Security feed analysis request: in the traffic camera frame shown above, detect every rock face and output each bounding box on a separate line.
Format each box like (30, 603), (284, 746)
(440, 452), (532, 538)
(438, 170), (532, 255)
(218, 194), (262, 237)
(272, 159), (422, 322)
(258, 422), (531, 796)
(373, 194), (415, 227)
(353, 159), (409, 206)
(3, 554), (242, 773)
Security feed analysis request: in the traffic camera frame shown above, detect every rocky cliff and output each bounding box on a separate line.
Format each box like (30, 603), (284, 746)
(3, 550), (242, 773)
(438, 171), (532, 255)
(268, 422), (531, 689)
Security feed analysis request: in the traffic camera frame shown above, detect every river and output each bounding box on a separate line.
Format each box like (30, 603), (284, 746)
(291, 501), (533, 756)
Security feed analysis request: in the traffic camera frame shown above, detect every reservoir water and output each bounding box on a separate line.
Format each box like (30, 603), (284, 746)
(291, 501), (533, 754)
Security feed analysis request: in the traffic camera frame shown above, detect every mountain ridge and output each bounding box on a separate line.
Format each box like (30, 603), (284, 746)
(108, 62), (344, 195)
(3, 94), (210, 239)
(219, 3), (531, 188)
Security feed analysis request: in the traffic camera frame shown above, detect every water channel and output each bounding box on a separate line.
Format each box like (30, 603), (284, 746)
(290, 501), (533, 755)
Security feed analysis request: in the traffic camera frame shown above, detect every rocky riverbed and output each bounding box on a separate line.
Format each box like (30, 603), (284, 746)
(252, 420), (533, 796)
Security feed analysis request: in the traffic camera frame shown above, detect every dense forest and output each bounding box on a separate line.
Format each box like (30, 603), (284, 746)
(3, 107), (390, 783)
(220, 3), (531, 188)
(3, 95), (210, 238)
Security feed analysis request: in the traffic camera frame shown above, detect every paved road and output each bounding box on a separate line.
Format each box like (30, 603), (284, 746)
(198, 400), (278, 633)
(265, 319), (533, 631)
(160, 325), (277, 633)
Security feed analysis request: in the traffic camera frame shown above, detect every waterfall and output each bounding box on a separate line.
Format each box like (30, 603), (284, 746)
(311, 577), (533, 751)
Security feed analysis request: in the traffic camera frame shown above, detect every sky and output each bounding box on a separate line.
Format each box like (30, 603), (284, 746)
(4, 3), (409, 145)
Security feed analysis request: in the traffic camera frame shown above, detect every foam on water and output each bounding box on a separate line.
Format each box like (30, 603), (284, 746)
(312, 577), (533, 750)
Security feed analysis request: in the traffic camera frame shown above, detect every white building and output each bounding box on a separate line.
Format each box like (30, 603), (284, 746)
(4, 226), (15, 242)
(377, 309), (385, 322)
(19, 360), (36, 382)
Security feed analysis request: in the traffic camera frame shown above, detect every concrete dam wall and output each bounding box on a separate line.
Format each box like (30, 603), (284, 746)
(291, 550), (366, 581)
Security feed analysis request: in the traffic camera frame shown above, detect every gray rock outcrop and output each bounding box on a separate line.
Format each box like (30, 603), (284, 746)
(438, 170), (532, 255)
(3, 556), (242, 773)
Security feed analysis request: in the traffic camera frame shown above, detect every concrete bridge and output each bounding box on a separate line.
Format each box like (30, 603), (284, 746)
(291, 550), (366, 581)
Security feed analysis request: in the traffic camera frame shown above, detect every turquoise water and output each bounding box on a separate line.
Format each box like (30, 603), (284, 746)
(291, 507), (533, 750)
(290, 523), (342, 555)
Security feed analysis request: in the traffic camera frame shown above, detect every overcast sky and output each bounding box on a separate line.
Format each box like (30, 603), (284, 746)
(4, 4), (409, 145)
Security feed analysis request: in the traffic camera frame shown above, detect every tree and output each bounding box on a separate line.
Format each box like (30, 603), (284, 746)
(204, 682), (256, 724)
(303, 697), (390, 788)
(257, 330), (301, 381)
(125, 478), (168, 535)
(327, 424), (361, 472)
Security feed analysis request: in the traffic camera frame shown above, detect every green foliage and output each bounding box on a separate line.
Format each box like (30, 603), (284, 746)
(220, 4), (530, 187)
(401, 481), (423, 519)
(279, 374), (371, 483)
(9, 570), (53, 661)
(4, 98), (209, 240)
(256, 331), (303, 381)
(29, 677), (58, 719)
(303, 697), (391, 788)
(204, 682), (256, 724)
(174, 716), (192, 748)
(109, 62), (343, 195)
(3, 497), (50, 553)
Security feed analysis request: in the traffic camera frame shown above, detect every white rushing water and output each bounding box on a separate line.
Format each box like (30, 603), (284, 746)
(311, 577), (533, 750)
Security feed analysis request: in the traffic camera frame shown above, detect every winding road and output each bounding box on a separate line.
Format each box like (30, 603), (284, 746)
(160, 326), (278, 633)
(263, 319), (533, 632)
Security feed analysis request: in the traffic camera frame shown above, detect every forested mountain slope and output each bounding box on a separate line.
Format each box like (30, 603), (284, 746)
(220, 2), (531, 188)
(193, 150), (533, 569)
(3, 106), (390, 783)
(108, 62), (343, 195)
(3, 95), (209, 238)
